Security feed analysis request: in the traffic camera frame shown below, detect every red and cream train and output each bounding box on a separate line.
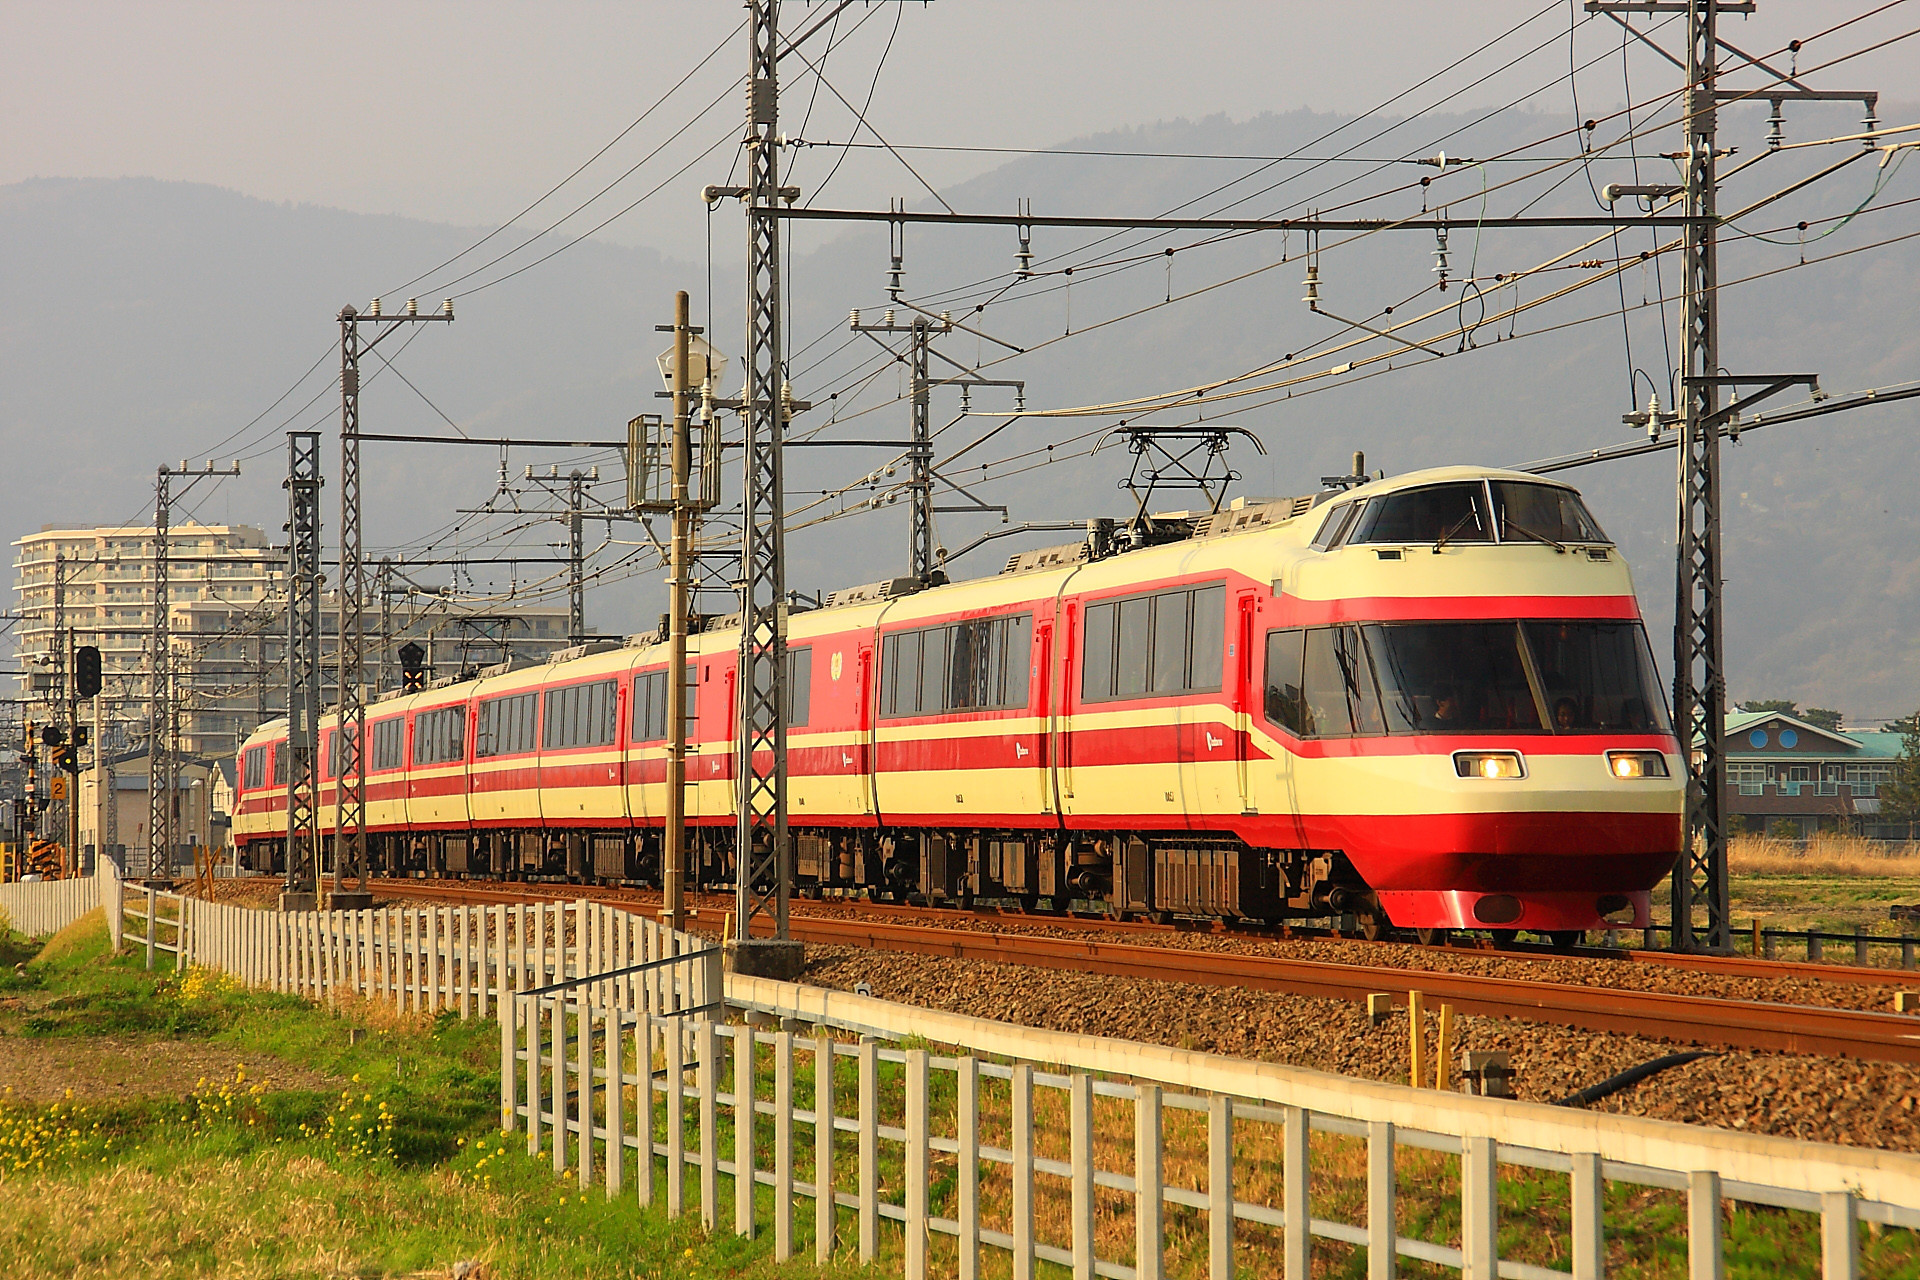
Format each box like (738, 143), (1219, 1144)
(234, 466), (1684, 943)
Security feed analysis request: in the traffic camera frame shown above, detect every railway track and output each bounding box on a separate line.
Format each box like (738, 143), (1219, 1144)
(370, 877), (1920, 1064)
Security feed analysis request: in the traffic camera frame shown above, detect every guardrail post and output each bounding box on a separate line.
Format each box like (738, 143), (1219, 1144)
(1012, 1061), (1034, 1280)
(1809, 932), (1823, 963)
(1765, 928), (1777, 960)
(1821, 1190), (1858, 1280)
(859, 1038), (879, 1263)
(816, 1034), (836, 1264)
(957, 1055), (980, 1280)
(500, 984), (517, 1133)
(774, 1030), (795, 1262)
(1136, 1083), (1164, 1280)
(526, 996), (542, 1158)
(1688, 1169), (1724, 1280)
(145, 886), (155, 970)
(1074, 1072), (1098, 1280)
(577, 991), (594, 1191)
(1903, 934), (1915, 971)
(1207, 1092), (1232, 1280)
(1856, 929), (1868, 967)
(904, 1048), (930, 1280)
(1571, 1151), (1603, 1280)
(1462, 1136), (1498, 1280)
(1283, 1106), (1309, 1280)
(699, 1020), (719, 1231)
(1367, 1120), (1394, 1280)
(606, 1006), (624, 1198)
(735, 1022), (755, 1236)
(637, 1011), (655, 1209)
(552, 990), (567, 1175)
(666, 1016), (685, 1217)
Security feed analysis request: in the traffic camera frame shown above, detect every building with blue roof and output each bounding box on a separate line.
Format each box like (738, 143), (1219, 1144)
(1720, 710), (1908, 837)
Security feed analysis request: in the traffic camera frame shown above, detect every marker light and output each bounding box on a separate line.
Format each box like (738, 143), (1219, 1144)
(1607, 750), (1670, 779)
(1454, 751), (1525, 780)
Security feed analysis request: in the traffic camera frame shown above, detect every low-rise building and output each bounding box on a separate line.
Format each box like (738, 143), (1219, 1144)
(1719, 710), (1906, 837)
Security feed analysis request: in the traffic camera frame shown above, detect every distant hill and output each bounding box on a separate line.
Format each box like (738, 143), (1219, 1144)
(4, 99), (1918, 719)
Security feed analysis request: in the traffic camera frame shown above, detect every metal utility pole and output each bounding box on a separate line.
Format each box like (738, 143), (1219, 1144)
(285, 431), (325, 909)
(667, 292), (694, 931)
(146, 468), (173, 885)
(731, 0), (798, 974)
(335, 298), (452, 908)
(52, 553), (69, 870)
(567, 471), (587, 643)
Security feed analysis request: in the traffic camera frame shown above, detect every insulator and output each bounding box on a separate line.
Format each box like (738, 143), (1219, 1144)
(848, 308), (860, 329)
(1767, 101), (1785, 150)
(406, 297), (419, 316)
(1863, 104), (1880, 147)
(887, 252), (904, 300)
(1645, 392), (1663, 440)
(780, 380), (795, 416)
(939, 310), (952, 328)
(442, 298), (454, 317)
(1300, 263), (1321, 306)
(1432, 226), (1451, 292)
(883, 309), (896, 327)
(367, 298), (381, 316)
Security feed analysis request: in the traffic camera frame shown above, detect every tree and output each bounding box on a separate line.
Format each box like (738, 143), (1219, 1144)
(1802, 707), (1845, 733)
(1878, 711), (1920, 824)
(1740, 698), (1799, 716)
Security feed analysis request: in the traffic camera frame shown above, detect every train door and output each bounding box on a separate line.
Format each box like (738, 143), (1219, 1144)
(1032, 620), (1054, 818)
(856, 642), (876, 818)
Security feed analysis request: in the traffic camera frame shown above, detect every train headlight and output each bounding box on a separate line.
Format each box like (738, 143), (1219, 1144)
(1453, 751), (1525, 780)
(1606, 750), (1669, 779)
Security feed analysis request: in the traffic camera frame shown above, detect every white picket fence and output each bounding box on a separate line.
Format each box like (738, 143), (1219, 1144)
(0, 862), (112, 938)
(513, 973), (1920, 1280)
(1, 871), (1913, 1280)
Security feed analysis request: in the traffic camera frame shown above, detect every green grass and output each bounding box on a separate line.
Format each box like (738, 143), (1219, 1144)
(0, 918), (862, 1280)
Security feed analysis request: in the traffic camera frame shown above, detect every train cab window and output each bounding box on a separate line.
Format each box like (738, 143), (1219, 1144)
(476, 692), (538, 757)
(1518, 621), (1668, 732)
(880, 613), (1034, 717)
(1489, 481), (1609, 545)
(1300, 626), (1387, 737)
(243, 746), (266, 791)
(413, 706), (467, 765)
(632, 664), (697, 742)
(1311, 501), (1361, 550)
(1083, 584), (1225, 702)
(372, 717), (404, 771)
(542, 680), (616, 750)
(271, 746), (287, 787)
(1347, 483), (1490, 546)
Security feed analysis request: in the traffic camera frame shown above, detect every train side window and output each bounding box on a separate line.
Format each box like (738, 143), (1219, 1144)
(1081, 602), (1116, 701)
(787, 647), (812, 727)
(1116, 597), (1152, 696)
(413, 706), (466, 765)
(543, 680), (617, 750)
(243, 746), (265, 790)
(918, 627), (948, 715)
(1004, 614), (1033, 707)
(1150, 594), (1188, 694)
(1264, 629), (1309, 734)
(272, 746), (287, 786)
(372, 718), (403, 771)
(1189, 584), (1225, 690)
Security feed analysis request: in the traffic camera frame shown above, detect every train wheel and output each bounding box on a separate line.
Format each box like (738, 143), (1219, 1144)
(1546, 929), (1584, 951)
(1416, 927), (1449, 947)
(1489, 929), (1519, 948)
(1357, 911), (1390, 942)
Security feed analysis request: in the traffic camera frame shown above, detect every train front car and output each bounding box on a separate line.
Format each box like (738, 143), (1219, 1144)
(1256, 466), (1683, 941)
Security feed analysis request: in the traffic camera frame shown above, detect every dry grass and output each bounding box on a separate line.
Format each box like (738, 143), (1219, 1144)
(33, 909), (106, 967)
(1728, 833), (1920, 877)
(329, 991), (436, 1038)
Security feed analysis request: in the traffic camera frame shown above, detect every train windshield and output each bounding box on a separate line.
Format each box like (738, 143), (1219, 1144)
(1337, 480), (1609, 547)
(1265, 619), (1671, 737)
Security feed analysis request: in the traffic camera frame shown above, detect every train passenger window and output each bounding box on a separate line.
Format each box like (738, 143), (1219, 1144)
(632, 664), (697, 742)
(1490, 482), (1609, 545)
(1363, 623), (1543, 733)
(243, 746), (266, 790)
(372, 718), (404, 771)
(413, 707), (466, 765)
(543, 680), (617, 750)
(1082, 584), (1226, 701)
(788, 647), (812, 728)
(1263, 630), (1308, 735)
(1299, 626), (1387, 737)
(476, 692), (537, 757)
(1347, 483), (1490, 545)
(879, 613), (1035, 717)
(271, 746), (287, 786)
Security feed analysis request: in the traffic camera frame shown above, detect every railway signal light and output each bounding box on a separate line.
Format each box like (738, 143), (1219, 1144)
(399, 642), (427, 693)
(40, 726), (64, 748)
(75, 646), (102, 699)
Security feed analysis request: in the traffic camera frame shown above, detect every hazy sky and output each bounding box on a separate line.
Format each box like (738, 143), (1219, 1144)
(11, 1), (1916, 260)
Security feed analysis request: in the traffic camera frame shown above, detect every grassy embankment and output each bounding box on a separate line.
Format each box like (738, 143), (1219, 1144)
(0, 908), (848, 1280)
(3, 906), (1919, 1277)
(1646, 833), (1920, 937)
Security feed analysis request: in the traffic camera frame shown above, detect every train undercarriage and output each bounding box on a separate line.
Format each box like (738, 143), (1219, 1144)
(241, 825), (1416, 936)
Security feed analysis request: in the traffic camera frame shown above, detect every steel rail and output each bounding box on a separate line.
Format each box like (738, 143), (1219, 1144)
(369, 878), (1920, 1063)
